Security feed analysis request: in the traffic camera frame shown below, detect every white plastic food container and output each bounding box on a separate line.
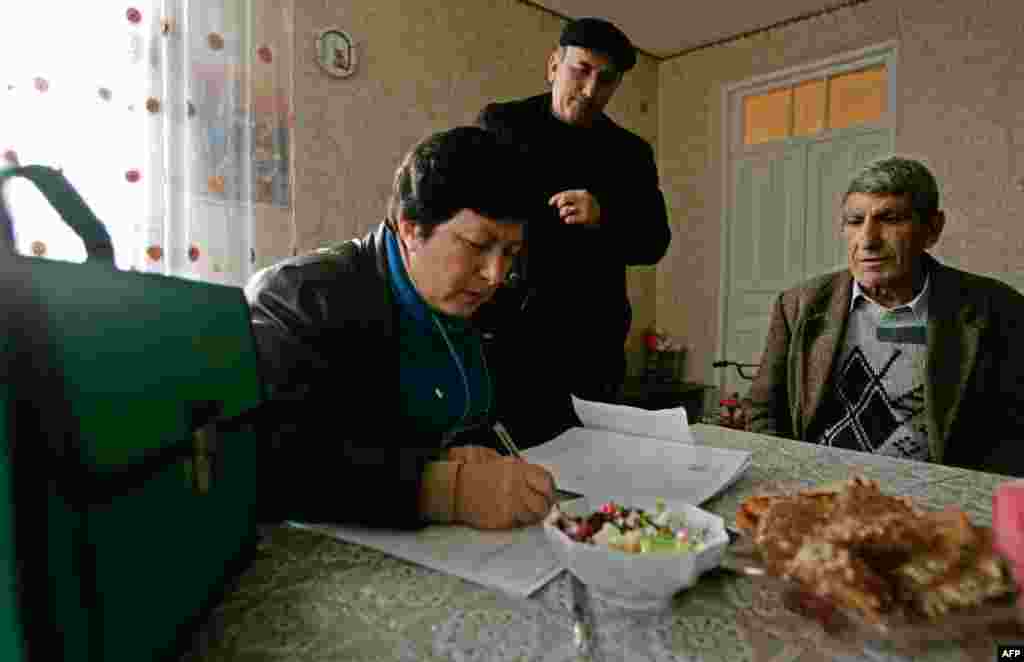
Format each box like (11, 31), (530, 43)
(543, 497), (730, 610)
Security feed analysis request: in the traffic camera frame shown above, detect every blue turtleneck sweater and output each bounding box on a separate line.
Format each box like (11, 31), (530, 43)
(385, 227), (492, 442)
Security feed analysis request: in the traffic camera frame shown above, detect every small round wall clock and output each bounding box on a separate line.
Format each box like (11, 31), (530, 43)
(315, 26), (357, 78)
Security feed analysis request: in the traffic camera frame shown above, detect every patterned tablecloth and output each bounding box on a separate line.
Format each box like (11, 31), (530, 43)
(181, 424), (1020, 662)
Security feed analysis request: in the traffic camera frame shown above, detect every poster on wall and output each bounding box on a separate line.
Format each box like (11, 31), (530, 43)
(190, 3), (291, 209)
(252, 79), (291, 207)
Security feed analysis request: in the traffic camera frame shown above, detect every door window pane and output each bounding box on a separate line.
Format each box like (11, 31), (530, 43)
(743, 88), (791, 145)
(793, 78), (826, 137)
(741, 63), (887, 147)
(829, 65), (886, 131)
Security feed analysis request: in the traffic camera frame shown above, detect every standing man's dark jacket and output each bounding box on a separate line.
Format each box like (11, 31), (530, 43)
(477, 92), (670, 401)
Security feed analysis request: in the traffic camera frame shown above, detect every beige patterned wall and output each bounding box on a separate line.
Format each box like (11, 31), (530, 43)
(657, 0), (1024, 391)
(896, 0), (1024, 286)
(254, 0), (661, 374)
(258, 0), (1024, 391)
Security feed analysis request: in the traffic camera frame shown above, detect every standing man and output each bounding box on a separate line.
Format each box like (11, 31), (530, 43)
(477, 17), (670, 409)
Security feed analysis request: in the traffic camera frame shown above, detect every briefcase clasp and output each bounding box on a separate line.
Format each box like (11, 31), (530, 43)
(190, 424), (218, 495)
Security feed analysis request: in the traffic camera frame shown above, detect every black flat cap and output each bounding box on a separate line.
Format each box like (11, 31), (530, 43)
(559, 17), (636, 73)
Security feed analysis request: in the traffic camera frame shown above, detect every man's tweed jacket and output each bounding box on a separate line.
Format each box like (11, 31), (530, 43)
(749, 254), (1024, 476)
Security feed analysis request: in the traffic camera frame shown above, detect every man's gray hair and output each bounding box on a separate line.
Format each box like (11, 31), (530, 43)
(844, 156), (940, 221)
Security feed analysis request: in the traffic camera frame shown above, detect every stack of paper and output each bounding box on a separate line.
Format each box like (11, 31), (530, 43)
(531, 396), (752, 507)
(289, 397), (751, 597)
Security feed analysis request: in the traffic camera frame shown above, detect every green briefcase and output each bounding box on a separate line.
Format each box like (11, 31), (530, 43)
(0, 165), (266, 661)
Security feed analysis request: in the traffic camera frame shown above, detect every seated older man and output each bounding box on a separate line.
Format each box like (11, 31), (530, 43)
(246, 127), (570, 530)
(749, 156), (1024, 475)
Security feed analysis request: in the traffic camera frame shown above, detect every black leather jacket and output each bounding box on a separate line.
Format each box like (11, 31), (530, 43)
(245, 222), (577, 528)
(477, 93), (671, 400)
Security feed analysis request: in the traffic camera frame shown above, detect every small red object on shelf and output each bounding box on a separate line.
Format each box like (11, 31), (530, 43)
(715, 392), (748, 430)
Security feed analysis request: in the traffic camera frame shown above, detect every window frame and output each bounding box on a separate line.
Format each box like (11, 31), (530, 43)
(728, 42), (899, 158)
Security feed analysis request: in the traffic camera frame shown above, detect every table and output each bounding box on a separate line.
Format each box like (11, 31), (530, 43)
(181, 425), (1018, 662)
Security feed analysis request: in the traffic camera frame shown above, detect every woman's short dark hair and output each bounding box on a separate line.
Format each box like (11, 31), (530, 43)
(844, 156), (940, 221)
(386, 126), (536, 238)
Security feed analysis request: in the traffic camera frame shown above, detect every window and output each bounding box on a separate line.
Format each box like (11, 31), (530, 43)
(793, 78), (826, 136)
(829, 65), (886, 131)
(0, 4), (150, 267)
(742, 87), (791, 145)
(0, 1), (292, 286)
(743, 64), (888, 146)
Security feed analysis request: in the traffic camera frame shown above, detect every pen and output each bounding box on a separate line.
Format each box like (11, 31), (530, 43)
(492, 421), (583, 501)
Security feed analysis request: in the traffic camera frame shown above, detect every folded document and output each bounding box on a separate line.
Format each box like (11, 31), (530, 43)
(290, 398), (751, 597)
(528, 396), (752, 507)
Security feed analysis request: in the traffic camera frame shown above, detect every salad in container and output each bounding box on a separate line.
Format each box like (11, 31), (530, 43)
(544, 496), (729, 609)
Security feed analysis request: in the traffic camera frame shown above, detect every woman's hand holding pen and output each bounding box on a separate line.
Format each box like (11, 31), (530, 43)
(446, 445), (508, 464)
(442, 427), (563, 529)
(455, 458), (556, 530)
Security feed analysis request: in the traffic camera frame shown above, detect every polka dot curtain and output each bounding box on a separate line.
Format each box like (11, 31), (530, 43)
(0, 1), (292, 286)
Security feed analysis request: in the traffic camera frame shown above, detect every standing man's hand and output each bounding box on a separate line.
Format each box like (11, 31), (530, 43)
(549, 189), (601, 227)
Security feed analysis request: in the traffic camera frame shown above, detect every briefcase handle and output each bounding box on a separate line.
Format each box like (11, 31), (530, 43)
(0, 165), (116, 264)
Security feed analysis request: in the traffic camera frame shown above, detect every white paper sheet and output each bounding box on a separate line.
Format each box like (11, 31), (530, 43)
(288, 403), (750, 599)
(571, 395), (695, 443)
(522, 426), (751, 507)
(287, 520), (562, 598)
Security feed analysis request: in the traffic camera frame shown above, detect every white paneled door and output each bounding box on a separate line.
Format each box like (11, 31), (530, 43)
(720, 127), (893, 396)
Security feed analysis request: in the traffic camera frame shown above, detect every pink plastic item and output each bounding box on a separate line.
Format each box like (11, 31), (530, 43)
(993, 480), (1024, 591)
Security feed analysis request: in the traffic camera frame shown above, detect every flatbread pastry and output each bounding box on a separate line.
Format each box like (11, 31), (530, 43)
(735, 477), (1015, 623)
